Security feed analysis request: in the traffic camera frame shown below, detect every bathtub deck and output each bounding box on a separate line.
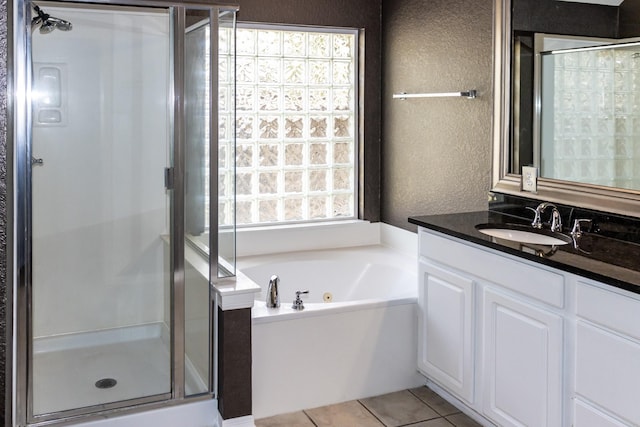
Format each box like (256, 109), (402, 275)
(255, 386), (482, 427)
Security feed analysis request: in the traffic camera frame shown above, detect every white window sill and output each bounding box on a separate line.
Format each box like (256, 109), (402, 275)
(236, 219), (381, 257)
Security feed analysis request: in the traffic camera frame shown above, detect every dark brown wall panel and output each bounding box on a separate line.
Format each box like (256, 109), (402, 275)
(217, 307), (252, 420)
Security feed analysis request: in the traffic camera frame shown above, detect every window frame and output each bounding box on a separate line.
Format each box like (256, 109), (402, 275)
(220, 22), (360, 228)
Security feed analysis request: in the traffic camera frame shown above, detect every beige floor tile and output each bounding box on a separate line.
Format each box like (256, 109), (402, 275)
(409, 386), (461, 416)
(405, 418), (455, 427)
(255, 411), (316, 427)
(305, 400), (384, 427)
(446, 412), (484, 427)
(360, 390), (440, 427)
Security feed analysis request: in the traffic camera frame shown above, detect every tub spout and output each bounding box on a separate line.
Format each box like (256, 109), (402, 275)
(266, 275), (280, 308)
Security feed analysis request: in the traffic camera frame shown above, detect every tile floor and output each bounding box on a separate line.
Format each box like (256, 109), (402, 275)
(255, 387), (483, 427)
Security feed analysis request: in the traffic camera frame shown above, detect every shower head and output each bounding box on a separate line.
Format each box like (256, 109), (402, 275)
(31, 5), (72, 34)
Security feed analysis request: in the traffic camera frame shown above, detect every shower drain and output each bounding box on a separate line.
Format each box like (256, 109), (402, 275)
(95, 378), (117, 389)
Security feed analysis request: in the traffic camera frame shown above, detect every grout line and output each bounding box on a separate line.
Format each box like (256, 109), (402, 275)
(402, 419), (457, 427)
(302, 410), (318, 427)
(407, 387), (462, 418)
(356, 399), (389, 426)
(358, 396), (447, 427)
(260, 388), (470, 427)
(407, 387), (441, 414)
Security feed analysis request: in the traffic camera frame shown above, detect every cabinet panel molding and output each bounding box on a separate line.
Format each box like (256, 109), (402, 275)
(575, 321), (640, 425)
(418, 261), (475, 403)
(482, 287), (563, 427)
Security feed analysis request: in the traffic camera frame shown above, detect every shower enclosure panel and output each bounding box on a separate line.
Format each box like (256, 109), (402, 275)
(11, 1), (238, 425)
(30, 4), (173, 418)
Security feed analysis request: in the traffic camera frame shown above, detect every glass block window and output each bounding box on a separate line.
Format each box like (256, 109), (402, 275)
(219, 25), (358, 226)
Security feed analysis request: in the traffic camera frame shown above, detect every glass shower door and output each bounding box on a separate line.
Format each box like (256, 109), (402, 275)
(29, 2), (172, 417)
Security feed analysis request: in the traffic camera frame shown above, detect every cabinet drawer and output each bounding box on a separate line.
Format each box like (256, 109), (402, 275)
(575, 321), (640, 425)
(576, 281), (640, 341)
(419, 229), (564, 308)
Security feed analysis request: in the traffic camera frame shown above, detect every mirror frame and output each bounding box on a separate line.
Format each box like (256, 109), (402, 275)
(492, 0), (640, 217)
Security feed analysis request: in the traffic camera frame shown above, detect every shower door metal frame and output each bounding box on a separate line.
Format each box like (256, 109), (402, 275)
(9, 1), (238, 425)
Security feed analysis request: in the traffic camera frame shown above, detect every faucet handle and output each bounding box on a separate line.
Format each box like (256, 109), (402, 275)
(571, 218), (592, 238)
(549, 208), (562, 232)
(529, 202), (562, 232)
(292, 290), (309, 311)
(526, 206), (543, 229)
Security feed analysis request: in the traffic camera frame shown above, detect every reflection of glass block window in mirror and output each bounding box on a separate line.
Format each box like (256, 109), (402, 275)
(220, 25), (358, 225)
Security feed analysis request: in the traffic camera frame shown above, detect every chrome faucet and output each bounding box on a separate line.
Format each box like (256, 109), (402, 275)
(570, 218), (593, 238)
(570, 218), (594, 253)
(292, 290), (309, 310)
(266, 275), (280, 308)
(527, 202), (563, 232)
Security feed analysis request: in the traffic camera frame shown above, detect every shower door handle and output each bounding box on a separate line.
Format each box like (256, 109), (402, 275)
(31, 157), (44, 166)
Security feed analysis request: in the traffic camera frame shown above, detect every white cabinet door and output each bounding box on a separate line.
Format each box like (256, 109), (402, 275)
(482, 287), (563, 427)
(575, 320), (640, 425)
(418, 261), (474, 403)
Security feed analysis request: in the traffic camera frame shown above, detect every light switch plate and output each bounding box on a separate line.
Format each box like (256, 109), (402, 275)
(522, 166), (538, 192)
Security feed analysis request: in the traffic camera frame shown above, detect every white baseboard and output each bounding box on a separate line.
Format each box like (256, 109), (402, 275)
(217, 414), (256, 427)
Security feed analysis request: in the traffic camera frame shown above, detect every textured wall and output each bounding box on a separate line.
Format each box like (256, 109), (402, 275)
(381, 0), (494, 231)
(236, 0), (383, 221)
(1, 0), (7, 420)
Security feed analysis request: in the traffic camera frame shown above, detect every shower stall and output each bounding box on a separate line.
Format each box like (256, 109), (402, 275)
(9, 0), (236, 425)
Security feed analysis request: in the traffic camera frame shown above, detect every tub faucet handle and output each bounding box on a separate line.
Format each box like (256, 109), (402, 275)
(266, 275), (280, 308)
(292, 290), (309, 311)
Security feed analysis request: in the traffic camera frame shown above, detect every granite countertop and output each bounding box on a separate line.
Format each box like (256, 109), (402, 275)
(409, 210), (640, 295)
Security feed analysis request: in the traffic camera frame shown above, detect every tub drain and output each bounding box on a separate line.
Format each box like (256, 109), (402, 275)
(323, 292), (333, 302)
(95, 378), (117, 389)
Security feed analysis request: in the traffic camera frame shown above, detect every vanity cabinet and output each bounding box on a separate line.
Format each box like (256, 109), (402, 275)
(418, 228), (565, 427)
(417, 226), (640, 427)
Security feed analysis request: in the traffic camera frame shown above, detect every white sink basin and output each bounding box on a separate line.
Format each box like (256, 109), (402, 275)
(475, 223), (572, 246)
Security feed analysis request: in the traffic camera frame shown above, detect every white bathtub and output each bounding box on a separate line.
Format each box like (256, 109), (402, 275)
(239, 242), (425, 419)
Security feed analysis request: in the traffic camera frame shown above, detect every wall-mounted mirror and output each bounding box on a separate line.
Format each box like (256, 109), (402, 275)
(493, 0), (640, 216)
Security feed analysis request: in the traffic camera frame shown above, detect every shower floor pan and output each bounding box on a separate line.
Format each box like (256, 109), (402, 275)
(32, 323), (172, 416)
